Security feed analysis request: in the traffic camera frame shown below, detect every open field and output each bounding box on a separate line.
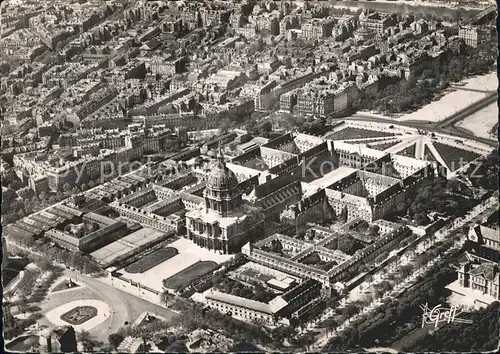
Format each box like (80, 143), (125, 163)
(398, 72), (497, 122)
(368, 140), (401, 151)
(37, 268), (178, 342)
(326, 127), (395, 140)
(455, 103), (498, 140)
(124, 247), (178, 274)
(433, 142), (482, 168)
(163, 260), (218, 290)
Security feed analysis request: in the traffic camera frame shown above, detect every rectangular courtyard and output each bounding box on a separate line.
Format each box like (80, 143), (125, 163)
(118, 238), (233, 293)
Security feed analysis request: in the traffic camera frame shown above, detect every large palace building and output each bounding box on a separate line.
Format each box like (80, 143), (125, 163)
(19, 130), (439, 259)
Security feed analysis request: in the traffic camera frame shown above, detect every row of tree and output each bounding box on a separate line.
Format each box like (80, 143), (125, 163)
(8, 238), (101, 275)
(325, 263), (456, 351)
(324, 235), (464, 351)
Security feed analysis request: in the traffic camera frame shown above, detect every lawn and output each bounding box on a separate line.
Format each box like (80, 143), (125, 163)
(368, 140), (400, 151)
(125, 247), (179, 274)
(60, 306), (98, 325)
(51, 279), (80, 293)
(163, 261), (218, 290)
(399, 143), (416, 157)
(326, 128), (395, 140)
(5, 335), (40, 352)
(433, 142), (481, 170)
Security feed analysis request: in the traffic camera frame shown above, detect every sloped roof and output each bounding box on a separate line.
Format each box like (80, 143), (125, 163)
(478, 225), (500, 242)
(470, 263), (499, 281)
(205, 290), (274, 314)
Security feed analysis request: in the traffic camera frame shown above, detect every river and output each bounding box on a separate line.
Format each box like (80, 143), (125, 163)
(309, 1), (480, 20)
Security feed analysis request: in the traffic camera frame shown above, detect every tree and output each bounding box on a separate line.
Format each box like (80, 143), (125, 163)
(342, 303), (360, 317)
(368, 225), (380, 236)
(35, 257), (52, 271)
(130, 326), (153, 352)
(296, 332), (316, 351)
(62, 183), (72, 194)
(374, 251), (388, 264)
(77, 330), (95, 351)
(257, 121), (272, 137)
(0, 61), (10, 75)
(108, 333), (124, 350)
(271, 325), (296, 343)
(339, 207), (348, 223)
(167, 340), (189, 353)
(271, 239), (283, 254)
(337, 235), (363, 255)
(39, 191), (47, 202)
(399, 264), (414, 278)
(218, 117), (232, 134)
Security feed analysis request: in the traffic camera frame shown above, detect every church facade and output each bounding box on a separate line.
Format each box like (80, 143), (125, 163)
(185, 147), (263, 254)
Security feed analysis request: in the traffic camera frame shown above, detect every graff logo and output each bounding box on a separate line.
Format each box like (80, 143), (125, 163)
(420, 303), (473, 328)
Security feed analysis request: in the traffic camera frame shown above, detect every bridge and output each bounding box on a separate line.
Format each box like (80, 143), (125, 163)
(464, 5), (497, 26)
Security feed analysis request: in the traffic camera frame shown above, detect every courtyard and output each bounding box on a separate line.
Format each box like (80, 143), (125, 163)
(118, 238), (233, 293)
(230, 261), (301, 286)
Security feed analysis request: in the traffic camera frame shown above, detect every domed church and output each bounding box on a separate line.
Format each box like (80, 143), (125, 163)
(185, 145), (264, 254)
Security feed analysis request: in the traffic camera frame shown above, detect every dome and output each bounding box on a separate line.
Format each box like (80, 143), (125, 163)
(206, 147), (239, 191)
(206, 161), (239, 191)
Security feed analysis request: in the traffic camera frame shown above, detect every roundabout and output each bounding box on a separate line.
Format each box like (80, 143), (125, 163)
(44, 300), (111, 332)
